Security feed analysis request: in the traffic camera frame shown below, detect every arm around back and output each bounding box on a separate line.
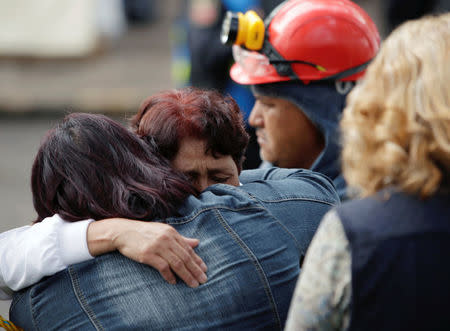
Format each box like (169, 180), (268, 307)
(0, 214), (93, 299)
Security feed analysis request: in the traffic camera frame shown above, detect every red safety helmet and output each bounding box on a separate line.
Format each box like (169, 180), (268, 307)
(229, 0), (380, 85)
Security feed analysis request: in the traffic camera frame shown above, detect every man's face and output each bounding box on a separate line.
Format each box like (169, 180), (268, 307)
(248, 94), (324, 169)
(172, 137), (240, 192)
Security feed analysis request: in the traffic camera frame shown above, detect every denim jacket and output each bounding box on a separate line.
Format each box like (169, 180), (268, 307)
(11, 168), (339, 331)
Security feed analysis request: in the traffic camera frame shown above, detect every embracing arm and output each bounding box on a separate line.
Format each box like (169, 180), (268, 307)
(0, 214), (93, 299)
(0, 216), (207, 300)
(87, 218), (207, 288)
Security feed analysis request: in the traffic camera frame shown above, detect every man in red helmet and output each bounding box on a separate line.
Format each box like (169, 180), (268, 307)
(224, 0), (380, 199)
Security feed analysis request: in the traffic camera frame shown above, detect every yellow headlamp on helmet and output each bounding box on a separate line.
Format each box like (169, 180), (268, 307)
(220, 10), (265, 51)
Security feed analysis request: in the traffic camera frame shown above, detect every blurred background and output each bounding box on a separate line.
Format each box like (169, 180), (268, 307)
(1, 0), (448, 319)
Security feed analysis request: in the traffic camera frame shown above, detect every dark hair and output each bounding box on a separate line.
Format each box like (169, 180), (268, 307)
(31, 113), (195, 223)
(130, 87), (249, 170)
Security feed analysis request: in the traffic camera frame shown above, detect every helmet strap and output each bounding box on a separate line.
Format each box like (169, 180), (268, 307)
(261, 39), (373, 83)
(319, 59), (372, 82)
(260, 41), (300, 80)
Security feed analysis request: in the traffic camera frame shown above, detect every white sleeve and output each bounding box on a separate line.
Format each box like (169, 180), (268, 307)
(0, 214), (94, 300)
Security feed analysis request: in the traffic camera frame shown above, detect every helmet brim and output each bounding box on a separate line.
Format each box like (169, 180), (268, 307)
(230, 63), (291, 85)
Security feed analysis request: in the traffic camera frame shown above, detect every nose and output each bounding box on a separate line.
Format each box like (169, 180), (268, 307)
(248, 103), (263, 128)
(195, 177), (209, 193)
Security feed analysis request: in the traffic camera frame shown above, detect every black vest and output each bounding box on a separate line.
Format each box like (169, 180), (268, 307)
(337, 191), (450, 331)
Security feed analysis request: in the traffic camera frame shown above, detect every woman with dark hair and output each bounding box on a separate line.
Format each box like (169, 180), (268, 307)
(5, 107), (339, 329)
(31, 112), (194, 223)
(31, 112), (207, 283)
(0, 112), (209, 302)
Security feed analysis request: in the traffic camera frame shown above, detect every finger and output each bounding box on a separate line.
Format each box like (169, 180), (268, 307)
(163, 249), (200, 288)
(183, 255), (208, 284)
(182, 236), (200, 248)
(175, 238), (208, 279)
(179, 237), (207, 272)
(148, 255), (177, 285)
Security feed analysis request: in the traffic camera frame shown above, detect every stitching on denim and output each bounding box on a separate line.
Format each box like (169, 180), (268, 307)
(26, 286), (40, 331)
(214, 209), (283, 330)
(256, 196), (337, 205)
(166, 205), (266, 225)
(18, 287), (38, 331)
(270, 215), (302, 253)
(68, 267), (105, 331)
(166, 196), (337, 226)
(8, 290), (23, 312)
(252, 199), (336, 255)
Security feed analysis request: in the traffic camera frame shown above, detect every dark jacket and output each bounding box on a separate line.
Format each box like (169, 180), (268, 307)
(338, 190), (450, 331)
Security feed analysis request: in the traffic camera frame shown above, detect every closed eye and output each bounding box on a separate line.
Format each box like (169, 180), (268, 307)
(211, 176), (231, 183)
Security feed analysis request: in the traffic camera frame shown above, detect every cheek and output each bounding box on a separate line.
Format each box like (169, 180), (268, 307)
(263, 118), (283, 147)
(227, 175), (240, 187)
(222, 161), (240, 187)
(263, 109), (283, 133)
(269, 110), (304, 139)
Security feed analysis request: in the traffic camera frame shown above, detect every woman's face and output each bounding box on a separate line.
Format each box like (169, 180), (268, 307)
(171, 137), (240, 192)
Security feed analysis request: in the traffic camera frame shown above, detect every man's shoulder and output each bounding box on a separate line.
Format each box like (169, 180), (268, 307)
(239, 167), (339, 206)
(172, 168), (339, 222)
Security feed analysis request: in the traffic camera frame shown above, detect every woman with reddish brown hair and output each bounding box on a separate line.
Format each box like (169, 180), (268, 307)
(131, 87), (249, 192)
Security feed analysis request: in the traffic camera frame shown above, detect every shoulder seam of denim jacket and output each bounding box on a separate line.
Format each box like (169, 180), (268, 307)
(166, 196), (337, 225)
(255, 196), (338, 205)
(68, 267), (105, 331)
(243, 187), (338, 205)
(166, 205), (267, 225)
(213, 209), (283, 330)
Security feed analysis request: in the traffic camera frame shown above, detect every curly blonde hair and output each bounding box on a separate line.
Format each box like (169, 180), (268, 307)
(341, 13), (450, 198)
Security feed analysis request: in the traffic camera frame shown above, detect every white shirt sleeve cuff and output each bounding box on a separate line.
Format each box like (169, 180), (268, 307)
(58, 218), (95, 266)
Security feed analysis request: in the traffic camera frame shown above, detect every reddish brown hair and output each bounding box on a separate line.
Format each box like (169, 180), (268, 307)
(130, 88), (249, 170)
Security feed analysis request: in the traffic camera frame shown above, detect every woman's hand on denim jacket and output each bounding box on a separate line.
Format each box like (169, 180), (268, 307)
(86, 218), (208, 288)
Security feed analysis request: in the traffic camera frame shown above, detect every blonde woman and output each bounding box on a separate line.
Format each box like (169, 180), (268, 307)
(285, 13), (450, 331)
